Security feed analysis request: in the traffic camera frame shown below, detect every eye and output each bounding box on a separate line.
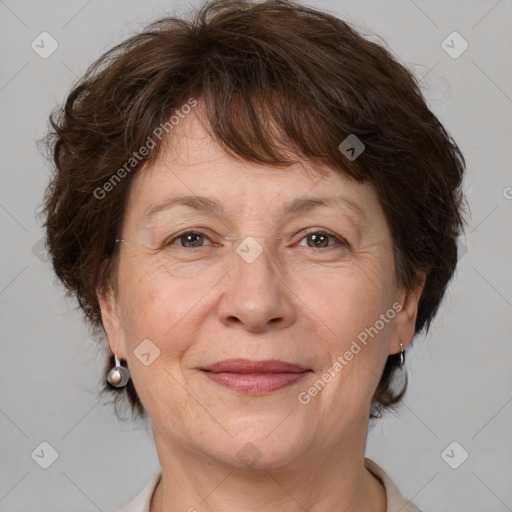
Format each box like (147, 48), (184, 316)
(296, 230), (347, 249)
(165, 230), (214, 248)
(163, 229), (346, 250)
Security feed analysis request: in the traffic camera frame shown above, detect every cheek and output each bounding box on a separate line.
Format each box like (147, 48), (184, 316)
(300, 255), (395, 396)
(308, 293), (394, 431)
(114, 265), (188, 375)
(308, 257), (393, 335)
(117, 273), (198, 420)
(118, 257), (193, 326)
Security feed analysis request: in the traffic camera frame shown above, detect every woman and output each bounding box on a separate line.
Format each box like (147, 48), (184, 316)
(39, 0), (466, 510)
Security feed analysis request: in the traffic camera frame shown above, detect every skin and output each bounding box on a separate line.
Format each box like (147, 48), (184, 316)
(99, 108), (425, 512)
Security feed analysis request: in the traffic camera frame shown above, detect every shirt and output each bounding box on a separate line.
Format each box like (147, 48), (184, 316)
(120, 457), (422, 512)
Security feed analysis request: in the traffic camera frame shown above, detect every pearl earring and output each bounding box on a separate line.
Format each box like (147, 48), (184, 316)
(107, 353), (131, 388)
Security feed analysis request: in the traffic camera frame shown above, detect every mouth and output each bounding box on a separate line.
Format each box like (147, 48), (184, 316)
(199, 359), (313, 394)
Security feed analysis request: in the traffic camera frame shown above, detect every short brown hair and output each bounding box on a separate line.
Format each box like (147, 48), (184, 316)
(38, 0), (467, 420)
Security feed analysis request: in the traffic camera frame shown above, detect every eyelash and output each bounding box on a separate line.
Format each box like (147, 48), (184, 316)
(164, 229), (348, 250)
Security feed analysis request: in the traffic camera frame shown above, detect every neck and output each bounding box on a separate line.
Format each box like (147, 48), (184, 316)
(149, 424), (386, 512)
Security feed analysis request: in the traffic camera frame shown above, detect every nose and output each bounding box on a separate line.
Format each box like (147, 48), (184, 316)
(217, 237), (297, 333)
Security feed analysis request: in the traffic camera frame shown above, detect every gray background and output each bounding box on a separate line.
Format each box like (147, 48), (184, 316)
(1, 0), (511, 511)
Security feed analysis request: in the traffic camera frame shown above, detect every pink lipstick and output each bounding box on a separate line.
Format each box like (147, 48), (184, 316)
(200, 359), (312, 394)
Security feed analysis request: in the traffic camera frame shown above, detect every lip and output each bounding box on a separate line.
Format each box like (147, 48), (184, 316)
(200, 358), (310, 374)
(199, 359), (312, 394)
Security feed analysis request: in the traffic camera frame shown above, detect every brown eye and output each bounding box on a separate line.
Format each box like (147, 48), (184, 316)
(307, 232), (330, 248)
(166, 231), (211, 248)
(297, 231), (346, 249)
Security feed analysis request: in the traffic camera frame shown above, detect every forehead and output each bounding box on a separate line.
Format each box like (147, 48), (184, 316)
(124, 109), (383, 229)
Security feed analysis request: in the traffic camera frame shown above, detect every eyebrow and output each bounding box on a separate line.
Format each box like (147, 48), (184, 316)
(142, 194), (367, 225)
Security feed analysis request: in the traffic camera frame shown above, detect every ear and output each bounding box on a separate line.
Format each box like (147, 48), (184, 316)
(97, 285), (128, 360)
(388, 273), (426, 355)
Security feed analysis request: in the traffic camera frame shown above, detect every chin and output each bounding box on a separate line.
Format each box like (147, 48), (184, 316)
(206, 416), (312, 470)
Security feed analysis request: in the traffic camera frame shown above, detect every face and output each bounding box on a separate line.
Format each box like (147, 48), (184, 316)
(99, 109), (422, 470)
